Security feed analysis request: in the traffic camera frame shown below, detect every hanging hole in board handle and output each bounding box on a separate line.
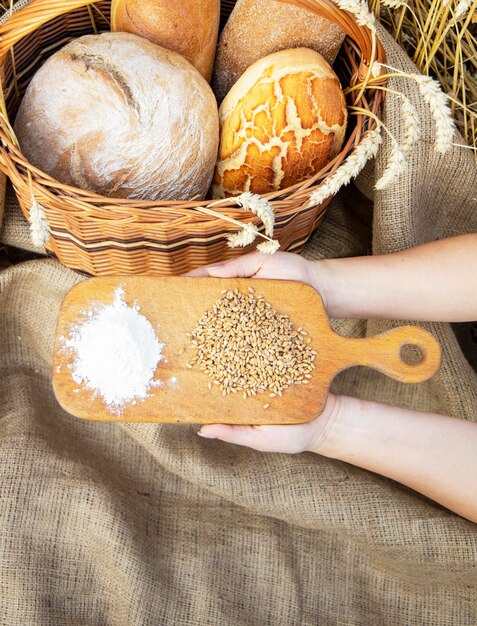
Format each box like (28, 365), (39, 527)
(390, 327), (442, 384)
(361, 326), (442, 384)
(399, 343), (425, 366)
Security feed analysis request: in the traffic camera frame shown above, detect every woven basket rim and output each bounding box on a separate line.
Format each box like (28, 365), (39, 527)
(0, 0), (387, 221)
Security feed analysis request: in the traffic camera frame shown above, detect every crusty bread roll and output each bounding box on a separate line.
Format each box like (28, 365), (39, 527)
(212, 0), (346, 102)
(111, 0), (220, 82)
(212, 48), (347, 198)
(14, 33), (219, 201)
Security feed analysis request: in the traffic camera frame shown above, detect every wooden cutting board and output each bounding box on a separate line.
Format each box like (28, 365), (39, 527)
(52, 277), (441, 424)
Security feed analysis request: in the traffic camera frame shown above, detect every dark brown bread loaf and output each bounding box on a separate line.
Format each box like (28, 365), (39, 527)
(212, 0), (346, 102)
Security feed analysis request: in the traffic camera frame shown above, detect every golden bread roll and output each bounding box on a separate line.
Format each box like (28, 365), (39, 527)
(15, 33), (219, 201)
(212, 48), (348, 198)
(212, 0), (346, 102)
(111, 0), (220, 81)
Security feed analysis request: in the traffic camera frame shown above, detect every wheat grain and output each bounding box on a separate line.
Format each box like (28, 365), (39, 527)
(453, 0), (471, 20)
(189, 289), (316, 397)
(193, 202), (279, 254)
(334, 0), (377, 30)
(381, 0), (406, 8)
(257, 239), (281, 255)
(236, 192), (275, 238)
(414, 74), (456, 153)
(375, 140), (407, 189)
(374, 61), (457, 154)
(307, 129), (382, 207)
(371, 61), (383, 78)
(227, 224), (260, 248)
(400, 96), (421, 156)
(29, 197), (50, 248)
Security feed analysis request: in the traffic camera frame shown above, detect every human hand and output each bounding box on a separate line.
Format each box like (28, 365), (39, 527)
(186, 251), (329, 308)
(201, 388), (477, 523)
(189, 251), (336, 453)
(198, 393), (343, 455)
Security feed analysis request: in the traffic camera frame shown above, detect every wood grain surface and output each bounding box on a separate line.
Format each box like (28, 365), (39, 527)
(52, 277), (442, 424)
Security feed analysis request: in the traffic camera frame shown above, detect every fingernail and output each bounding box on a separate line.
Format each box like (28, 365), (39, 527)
(198, 431), (216, 439)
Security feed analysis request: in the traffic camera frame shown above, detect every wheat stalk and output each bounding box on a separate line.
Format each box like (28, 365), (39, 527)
(349, 107), (411, 188)
(379, 0), (429, 67)
(374, 0), (476, 149)
(235, 192), (275, 238)
(307, 129), (382, 207)
(332, 0), (377, 29)
(400, 95), (421, 155)
(370, 62), (456, 153)
(374, 140), (407, 189)
(192, 197), (280, 254)
(29, 197), (50, 248)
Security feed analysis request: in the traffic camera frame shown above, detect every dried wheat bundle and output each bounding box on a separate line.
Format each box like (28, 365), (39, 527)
(370, 0), (477, 150)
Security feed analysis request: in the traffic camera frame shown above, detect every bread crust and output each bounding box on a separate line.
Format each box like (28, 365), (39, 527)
(213, 48), (347, 198)
(212, 0), (346, 102)
(111, 0), (220, 81)
(14, 33), (220, 201)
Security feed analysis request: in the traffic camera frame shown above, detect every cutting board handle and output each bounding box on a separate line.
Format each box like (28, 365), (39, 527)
(331, 326), (441, 383)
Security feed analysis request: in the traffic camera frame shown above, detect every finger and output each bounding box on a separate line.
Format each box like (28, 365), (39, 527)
(184, 266), (211, 277)
(187, 252), (267, 279)
(208, 252), (268, 278)
(198, 424), (264, 447)
(198, 422), (312, 453)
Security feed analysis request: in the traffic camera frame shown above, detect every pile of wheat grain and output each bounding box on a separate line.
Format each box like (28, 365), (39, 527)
(189, 288), (317, 400)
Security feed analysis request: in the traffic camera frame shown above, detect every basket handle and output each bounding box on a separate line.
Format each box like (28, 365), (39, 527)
(0, 0), (98, 61)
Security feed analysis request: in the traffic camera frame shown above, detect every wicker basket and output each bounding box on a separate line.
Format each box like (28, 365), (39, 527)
(0, 0), (386, 275)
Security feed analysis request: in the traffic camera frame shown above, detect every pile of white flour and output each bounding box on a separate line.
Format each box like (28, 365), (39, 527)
(64, 287), (165, 410)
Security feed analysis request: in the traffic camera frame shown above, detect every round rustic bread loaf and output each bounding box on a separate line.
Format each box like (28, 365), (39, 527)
(212, 48), (347, 198)
(111, 0), (220, 82)
(14, 32), (219, 201)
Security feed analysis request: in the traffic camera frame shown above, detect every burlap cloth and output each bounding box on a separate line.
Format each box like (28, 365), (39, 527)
(1, 20), (477, 625)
